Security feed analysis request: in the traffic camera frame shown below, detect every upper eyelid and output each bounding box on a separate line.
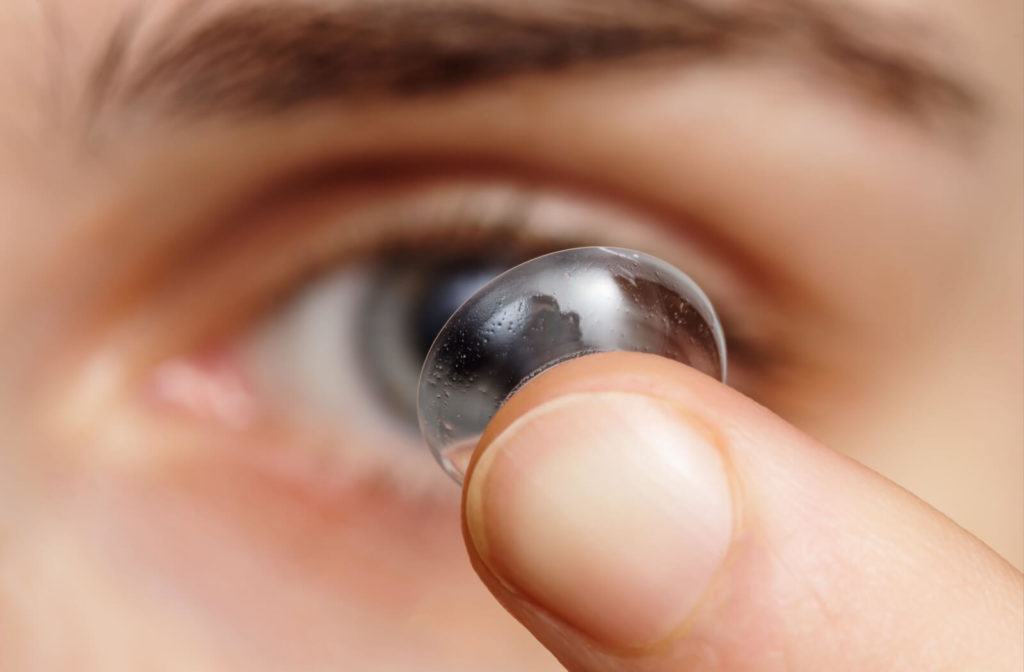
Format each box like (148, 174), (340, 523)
(74, 177), (753, 366)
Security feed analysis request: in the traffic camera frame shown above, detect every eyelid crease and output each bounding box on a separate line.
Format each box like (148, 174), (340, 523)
(89, 180), (740, 376)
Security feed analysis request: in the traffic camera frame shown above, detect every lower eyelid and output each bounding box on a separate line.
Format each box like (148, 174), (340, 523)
(144, 350), (455, 501)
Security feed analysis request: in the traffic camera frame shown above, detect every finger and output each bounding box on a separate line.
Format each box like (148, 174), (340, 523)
(461, 352), (1023, 671)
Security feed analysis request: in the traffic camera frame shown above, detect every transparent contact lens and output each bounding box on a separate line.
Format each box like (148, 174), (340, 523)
(417, 246), (726, 484)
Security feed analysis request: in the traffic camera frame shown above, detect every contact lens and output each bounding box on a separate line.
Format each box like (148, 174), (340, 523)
(417, 246), (726, 484)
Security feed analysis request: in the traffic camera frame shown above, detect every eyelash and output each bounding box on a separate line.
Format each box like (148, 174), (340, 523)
(151, 179), (772, 366)
(110, 175), (782, 499)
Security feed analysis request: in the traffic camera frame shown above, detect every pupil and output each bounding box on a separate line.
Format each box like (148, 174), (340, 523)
(359, 260), (508, 429)
(413, 265), (504, 359)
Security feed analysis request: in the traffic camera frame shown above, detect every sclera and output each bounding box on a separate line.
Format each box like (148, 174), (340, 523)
(417, 247), (727, 484)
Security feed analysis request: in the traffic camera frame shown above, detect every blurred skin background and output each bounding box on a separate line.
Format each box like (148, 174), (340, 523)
(0, 0), (1020, 669)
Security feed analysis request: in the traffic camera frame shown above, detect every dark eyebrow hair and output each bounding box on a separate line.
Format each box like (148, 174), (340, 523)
(97, 0), (981, 134)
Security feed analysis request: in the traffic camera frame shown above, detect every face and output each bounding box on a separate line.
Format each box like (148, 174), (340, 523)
(0, 0), (1020, 669)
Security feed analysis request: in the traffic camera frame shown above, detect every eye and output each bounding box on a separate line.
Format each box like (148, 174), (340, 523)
(239, 256), (514, 442)
(143, 178), (778, 495)
(360, 259), (511, 425)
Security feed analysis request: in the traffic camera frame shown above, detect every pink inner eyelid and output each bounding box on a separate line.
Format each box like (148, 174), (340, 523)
(146, 352), (262, 432)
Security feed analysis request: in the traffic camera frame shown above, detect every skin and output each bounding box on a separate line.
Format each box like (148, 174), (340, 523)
(466, 353), (1023, 670)
(0, 0), (1020, 670)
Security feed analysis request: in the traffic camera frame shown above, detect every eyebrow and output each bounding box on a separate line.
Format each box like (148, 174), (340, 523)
(96, 0), (981, 133)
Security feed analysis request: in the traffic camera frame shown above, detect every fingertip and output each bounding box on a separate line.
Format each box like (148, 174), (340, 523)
(463, 358), (735, 650)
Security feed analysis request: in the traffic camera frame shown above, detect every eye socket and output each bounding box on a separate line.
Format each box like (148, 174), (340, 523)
(161, 178), (774, 492)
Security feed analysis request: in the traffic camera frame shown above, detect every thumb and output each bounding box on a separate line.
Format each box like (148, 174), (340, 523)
(461, 352), (1022, 671)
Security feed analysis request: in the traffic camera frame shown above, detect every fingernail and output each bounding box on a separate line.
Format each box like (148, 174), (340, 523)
(464, 392), (733, 650)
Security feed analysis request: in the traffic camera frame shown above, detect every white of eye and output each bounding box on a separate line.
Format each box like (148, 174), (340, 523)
(240, 264), (417, 449)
